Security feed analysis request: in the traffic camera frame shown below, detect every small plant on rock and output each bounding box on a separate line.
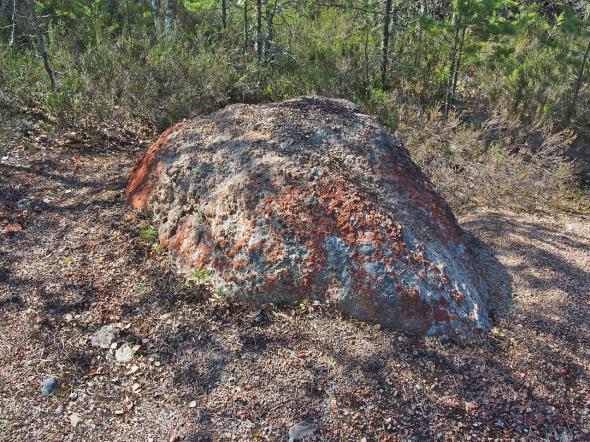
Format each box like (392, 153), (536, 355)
(212, 287), (227, 301)
(191, 266), (209, 283)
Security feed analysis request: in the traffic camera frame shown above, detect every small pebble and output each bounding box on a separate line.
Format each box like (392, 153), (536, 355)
(288, 421), (316, 441)
(115, 344), (134, 363)
(91, 325), (118, 349)
(70, 413), (82, 427)
(41, 376), (58, 396)
(252, 310), (267, 324)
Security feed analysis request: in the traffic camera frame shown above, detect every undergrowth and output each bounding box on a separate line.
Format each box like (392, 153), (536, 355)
(0, 19), (587, 214)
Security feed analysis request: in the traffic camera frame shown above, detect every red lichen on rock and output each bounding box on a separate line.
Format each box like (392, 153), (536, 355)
(126, 121), (187, 209)
(125, 96), (491, 336)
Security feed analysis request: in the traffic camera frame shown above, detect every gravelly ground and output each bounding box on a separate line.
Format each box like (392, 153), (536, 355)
(0, 127), (589, 441)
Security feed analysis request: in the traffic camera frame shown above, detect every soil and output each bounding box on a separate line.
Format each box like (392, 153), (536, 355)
(0, 124), (589, 441)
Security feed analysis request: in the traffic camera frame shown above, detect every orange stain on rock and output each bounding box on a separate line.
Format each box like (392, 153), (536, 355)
(126, 121), (187, 209)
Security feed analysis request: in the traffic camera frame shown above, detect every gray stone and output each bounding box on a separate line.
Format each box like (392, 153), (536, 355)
(91, 325), (118, 349)
(69, 413), (82, 427)
(41, 376), (57, 396)
(115, 344), (134, 363)
(288, 421), (316, 441)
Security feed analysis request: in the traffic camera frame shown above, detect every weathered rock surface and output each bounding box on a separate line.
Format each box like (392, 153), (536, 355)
(126, 96), (491, 335)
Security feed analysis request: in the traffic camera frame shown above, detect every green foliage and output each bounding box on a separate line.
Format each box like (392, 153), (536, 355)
(13, 32), (237, 129)
(140, 225), (158, 242)
(191, 267), (209, 283)
(299, 299), (311, 311)
(364, 88), (398, 131)
(151, 243), (164, 255)
(2, 0), (588, 131)
(184, 0), (216, 12)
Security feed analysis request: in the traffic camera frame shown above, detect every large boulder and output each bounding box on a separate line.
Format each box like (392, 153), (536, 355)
(126, 96), (490, 336)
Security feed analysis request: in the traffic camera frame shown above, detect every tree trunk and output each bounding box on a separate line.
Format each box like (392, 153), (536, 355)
(125, 0), (132, 39)
(380, 0), (393, 89)
(451, 22), (468, 106)
(222, 0), (227, 29)
(451, 0), (470, 111)
(263, 0), (270, 58)
(151, 0), (161, 37)
(420, 0), (428, 16)
(364, 9), (370, 88)
(264, 0), (277, 60)
(255, 0), (262, 62)
(444, 9), (461, 119)
(165, 0), (174, 36)
(243, 0), (249, 52)
(9, 0), (16, 45)
(31, 10), (55, 90)
(566, 38), (590, 124)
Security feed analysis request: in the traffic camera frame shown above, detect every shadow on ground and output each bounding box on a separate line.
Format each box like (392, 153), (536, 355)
(0, 136), (588, 440)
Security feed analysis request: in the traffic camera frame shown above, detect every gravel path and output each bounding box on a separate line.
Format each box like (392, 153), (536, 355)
(0, 130), (588, 441)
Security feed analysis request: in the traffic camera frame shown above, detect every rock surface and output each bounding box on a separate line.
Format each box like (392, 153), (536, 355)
(126, 96), (491, 335)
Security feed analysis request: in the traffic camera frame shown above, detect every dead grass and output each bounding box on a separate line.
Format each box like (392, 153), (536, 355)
(399, 110), (588, 215)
